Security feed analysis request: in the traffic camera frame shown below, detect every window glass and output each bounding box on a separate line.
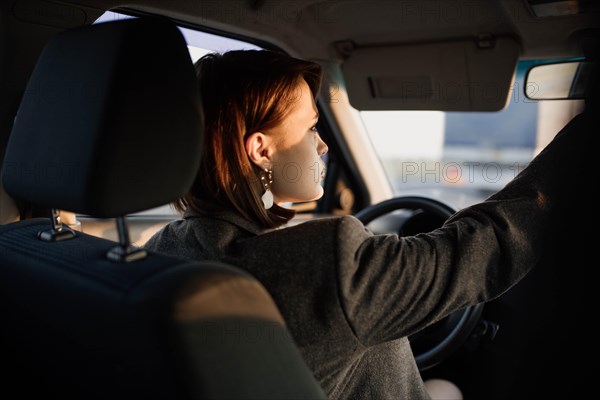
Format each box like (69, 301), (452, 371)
(93, 11), (262, 216)
(361, 60), (584, 210)
(95, 11), (261, 63)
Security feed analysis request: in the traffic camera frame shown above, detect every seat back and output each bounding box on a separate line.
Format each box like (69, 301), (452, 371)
(0, 16), (325, 400)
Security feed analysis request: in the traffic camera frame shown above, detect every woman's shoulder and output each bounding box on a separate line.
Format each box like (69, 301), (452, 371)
(143, 218), (186, 251)
(283, 214), (362, 229)
(144, 213), (372, 256)
(274, 214), (371, 243)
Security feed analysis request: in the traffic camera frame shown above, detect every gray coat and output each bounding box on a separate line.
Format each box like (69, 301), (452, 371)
(145, 113), (590, 399)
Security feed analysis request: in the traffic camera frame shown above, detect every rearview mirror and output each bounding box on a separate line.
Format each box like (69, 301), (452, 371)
(525, 60), (591, 100)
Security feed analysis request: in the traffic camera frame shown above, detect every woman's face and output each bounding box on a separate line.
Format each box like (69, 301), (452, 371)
(267, 79), (328, 204)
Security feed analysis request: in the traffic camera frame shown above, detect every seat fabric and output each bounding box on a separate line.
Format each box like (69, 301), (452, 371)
(0, 16), (325, 400)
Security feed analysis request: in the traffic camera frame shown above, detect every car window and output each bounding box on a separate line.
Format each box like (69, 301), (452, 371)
(93, 11), (262, 217)
(93, 11), (335, 218)
(361, 60), (584, 210)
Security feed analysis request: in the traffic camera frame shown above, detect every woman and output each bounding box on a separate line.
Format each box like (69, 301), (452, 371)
(145, 50), (591, 399)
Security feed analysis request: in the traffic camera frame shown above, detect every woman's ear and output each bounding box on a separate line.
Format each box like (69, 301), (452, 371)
(245, 132), (274, 168)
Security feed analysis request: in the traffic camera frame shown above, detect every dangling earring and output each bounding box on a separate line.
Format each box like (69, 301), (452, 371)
(260, 168), (274, 209)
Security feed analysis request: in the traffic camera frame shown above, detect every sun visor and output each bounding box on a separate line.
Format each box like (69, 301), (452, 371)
(342, 37), (520, 111)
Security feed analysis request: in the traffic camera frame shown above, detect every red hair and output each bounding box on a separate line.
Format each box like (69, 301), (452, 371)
(174, 50), (323, 228)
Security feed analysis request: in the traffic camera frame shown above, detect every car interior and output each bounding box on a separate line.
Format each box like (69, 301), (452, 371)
(1, 0), (598, 399)
(0, 15), (327, 400)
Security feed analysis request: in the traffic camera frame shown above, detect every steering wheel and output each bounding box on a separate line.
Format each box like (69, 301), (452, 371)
(355, 196), (484, 371)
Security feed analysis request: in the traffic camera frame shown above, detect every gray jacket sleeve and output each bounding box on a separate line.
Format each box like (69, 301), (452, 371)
(334, 112), (592, 347)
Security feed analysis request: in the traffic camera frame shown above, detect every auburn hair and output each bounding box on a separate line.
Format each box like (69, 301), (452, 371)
(174, 50), (323, 228)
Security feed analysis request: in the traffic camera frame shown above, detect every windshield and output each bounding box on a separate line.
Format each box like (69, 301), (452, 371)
(361, 60), (584, 210)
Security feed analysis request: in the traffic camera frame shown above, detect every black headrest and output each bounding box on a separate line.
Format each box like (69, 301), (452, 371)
(1, 17), (202, 217)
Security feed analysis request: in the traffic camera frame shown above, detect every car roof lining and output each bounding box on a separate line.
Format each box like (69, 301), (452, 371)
(40, 0), (598, 58)
(13, 0), (592, 113)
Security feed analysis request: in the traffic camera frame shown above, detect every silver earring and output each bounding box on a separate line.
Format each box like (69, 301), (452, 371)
(260, 168), (273, 209)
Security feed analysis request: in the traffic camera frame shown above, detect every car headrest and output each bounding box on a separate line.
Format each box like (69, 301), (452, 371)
(1, 17), (202, 218)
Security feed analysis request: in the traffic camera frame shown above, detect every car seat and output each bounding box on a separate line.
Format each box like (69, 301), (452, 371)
(0, 16), (325, 400)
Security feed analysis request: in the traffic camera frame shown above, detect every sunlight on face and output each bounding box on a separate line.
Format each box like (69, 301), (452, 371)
(268, 80), (328, 203)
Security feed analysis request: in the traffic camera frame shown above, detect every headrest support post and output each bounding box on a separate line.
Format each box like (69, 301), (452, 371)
(37, 208), (76, 242)
(106, 216), (147, 263)
(117, 216), (131, 248)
